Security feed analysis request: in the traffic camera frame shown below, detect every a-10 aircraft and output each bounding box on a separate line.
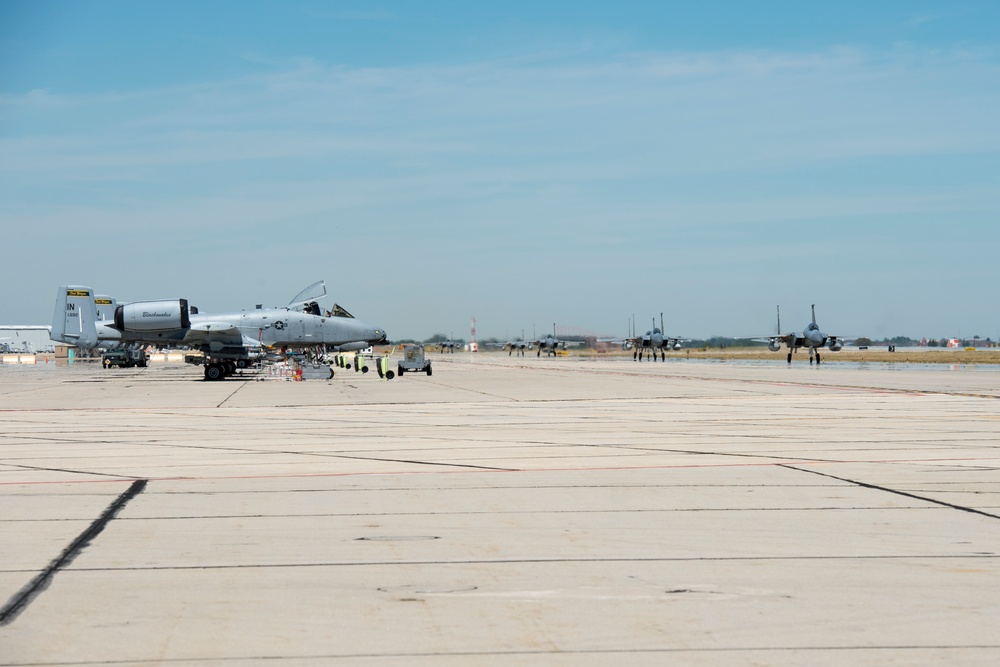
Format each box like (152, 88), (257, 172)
(51, 283), (387, 380)
(623, 313), (684, 361)
(757, 304), (844, 364)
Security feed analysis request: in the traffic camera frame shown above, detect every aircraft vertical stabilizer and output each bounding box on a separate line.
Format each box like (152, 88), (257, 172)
(51, 285), (99, 349)
(94, 294), (118, 322)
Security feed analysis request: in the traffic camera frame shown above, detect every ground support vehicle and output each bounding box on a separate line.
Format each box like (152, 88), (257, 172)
(101, 346), (148, 369)
(397, 344), (432, 377)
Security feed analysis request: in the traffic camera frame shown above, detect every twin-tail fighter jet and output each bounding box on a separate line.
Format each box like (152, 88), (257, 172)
(533, 324), (569, 357)
(504, 331), (529, 356)
(757, 304), (844, 364)
(51, 283), (387, 380)
(438, 334), (460, 353)
(624, 313), (684, 361)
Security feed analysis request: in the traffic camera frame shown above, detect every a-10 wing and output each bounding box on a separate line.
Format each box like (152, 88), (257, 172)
(183, 322), (245, 348)
(182, 322), (266, 358)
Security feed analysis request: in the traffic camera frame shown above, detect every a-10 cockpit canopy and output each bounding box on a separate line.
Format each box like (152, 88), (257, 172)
(306, 302), (354, 318)
(285, 280), (355, 319)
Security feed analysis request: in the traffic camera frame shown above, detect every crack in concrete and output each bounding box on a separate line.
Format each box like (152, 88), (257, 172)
(0, 479), (148, 626)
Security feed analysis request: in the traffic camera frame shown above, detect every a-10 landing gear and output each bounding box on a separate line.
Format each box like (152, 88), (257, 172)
(204, 360), (237, 381)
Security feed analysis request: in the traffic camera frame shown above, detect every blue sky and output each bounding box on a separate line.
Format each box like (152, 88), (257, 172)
(2, 1), (998, 341)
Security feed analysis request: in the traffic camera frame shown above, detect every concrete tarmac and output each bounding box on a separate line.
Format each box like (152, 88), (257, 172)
(1, 355), (999, 665)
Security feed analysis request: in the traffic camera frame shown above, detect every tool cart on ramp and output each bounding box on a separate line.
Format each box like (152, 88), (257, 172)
(397, 344), (432, 377)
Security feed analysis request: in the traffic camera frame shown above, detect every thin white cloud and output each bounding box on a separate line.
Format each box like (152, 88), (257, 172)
(4, 44), (996, 171)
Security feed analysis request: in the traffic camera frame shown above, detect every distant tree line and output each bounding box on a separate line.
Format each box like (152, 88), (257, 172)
(852, 336), (994, 348)
(925, 336), (992, 348)
(391, 334), (995, 349)
(687, 335), (996, 349)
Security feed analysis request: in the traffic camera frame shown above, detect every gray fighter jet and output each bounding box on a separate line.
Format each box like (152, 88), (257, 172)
(625, 313), (684, 361)
(505, 332), (529, 356)
(758, 304), (844, 364)
(438, 333), (460, 353)
(534, 324), (567, 357)
(51, 285), (387, 380)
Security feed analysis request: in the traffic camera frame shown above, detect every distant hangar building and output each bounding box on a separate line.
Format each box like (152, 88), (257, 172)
(0, 326), (55, 354)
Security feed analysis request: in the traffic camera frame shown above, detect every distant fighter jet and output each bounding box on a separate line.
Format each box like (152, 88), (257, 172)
(534, 324), (568, 357)
(757, 304), (844, 364)
(438, 333), (460, 353)
(51, 284), (387, 380)
(624, 313), (684, 361)
(505, 338), (529, 356)
(499, 330), (529, 356)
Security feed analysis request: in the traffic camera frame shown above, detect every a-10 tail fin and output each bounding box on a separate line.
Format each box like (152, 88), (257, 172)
(94, 294), (118, 322)
(50, 285), (99, 349)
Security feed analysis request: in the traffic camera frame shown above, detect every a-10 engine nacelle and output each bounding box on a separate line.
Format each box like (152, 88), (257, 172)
(827, 339), (843, 352)
(768, 339), (782, 352)
(114, 299), (190, 332)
